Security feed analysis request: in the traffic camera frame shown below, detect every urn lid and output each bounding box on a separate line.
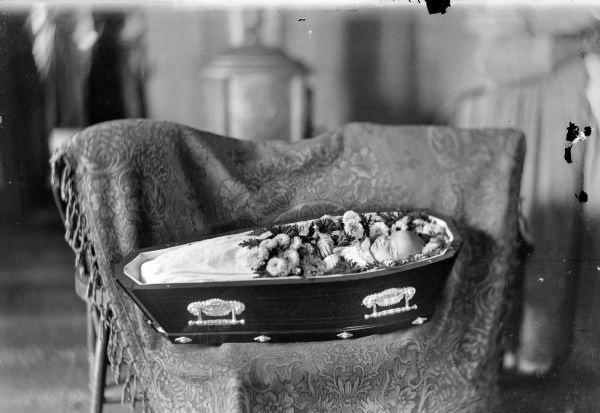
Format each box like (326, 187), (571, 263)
(202, 43), (309, 78)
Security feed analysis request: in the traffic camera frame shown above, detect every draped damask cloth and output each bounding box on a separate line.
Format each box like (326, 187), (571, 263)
(51, 120), (525, 412)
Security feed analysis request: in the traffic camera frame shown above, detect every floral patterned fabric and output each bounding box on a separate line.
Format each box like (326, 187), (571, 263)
(51, 119), (525, 412)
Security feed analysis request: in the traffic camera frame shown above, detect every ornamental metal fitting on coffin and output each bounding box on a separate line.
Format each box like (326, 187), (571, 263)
(362, 287), (417, 319)
(254, 335), (271, 343)
(412, 317), (428, 325)
(187, 298), (246, 326)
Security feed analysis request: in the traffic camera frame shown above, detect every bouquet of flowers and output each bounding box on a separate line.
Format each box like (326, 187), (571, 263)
(239, 210), (450, 278)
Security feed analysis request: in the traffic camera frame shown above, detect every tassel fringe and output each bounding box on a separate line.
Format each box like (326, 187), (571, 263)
(51, 150), (150, 412)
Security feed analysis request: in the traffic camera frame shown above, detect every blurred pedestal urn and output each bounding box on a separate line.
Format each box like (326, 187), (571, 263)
(201, 20), (310, 142)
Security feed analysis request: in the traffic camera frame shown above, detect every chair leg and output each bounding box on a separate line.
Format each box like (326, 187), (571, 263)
(86, 302), (96, 384)
(90, 315), (109, 413)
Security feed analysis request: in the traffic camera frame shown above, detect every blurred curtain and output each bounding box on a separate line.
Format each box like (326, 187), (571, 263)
(453, 4), (600, 375)
(0, 12), (46, 219)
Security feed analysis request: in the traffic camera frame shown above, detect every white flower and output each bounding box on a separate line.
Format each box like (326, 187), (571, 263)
(391, 216), (410, 231)
(323, 254), (339, 271)
(365, 213), (383, 222)
(247, 246), (270, 270)
(369, 222), (389, 238)
(342, 210), (361, 226)
(303, 244), (315, 255)
(259, 231), (273, 240)
(290, 236), (302, 250)
(273, 233), (291, 247)
(421, 222), (443, 237)
(297, 221), (311, 237)
(300, 254), (326, 277)
(282, 248), (300, 269)
(342, 213), (365, 239)
(266, 257), (291, 277)
(412, 218), (427, 231)
(259, 238), (278, 251)
(422, 241), (441, 256)
(420, 223), (434, 236)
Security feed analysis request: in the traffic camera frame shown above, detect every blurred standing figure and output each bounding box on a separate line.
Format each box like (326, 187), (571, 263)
(0, 12), (46, 219)
(30, 5), (147, 130)
(453, 4), (600, 375)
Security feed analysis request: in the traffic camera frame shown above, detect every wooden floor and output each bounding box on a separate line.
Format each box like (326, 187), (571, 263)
(0, 205), (129, 413)
(0, 203), (598, 413)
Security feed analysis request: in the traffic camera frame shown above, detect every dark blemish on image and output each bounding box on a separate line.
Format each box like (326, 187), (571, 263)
(564, 122), (593, 164)
(566, 122), (579, 142)
(298, 18), (306, 22)
(575, 190), (588, 203)
(565, 147), (573, 164)
(407, 0), (451, 15)
(426, 0), (451, 14)
(564, 122), (594, 200)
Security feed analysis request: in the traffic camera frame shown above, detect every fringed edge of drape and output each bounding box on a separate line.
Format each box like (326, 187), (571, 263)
(50, 150), (150, 412)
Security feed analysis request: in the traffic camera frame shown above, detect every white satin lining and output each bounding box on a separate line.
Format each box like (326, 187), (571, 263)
(123, 215), (453, 285)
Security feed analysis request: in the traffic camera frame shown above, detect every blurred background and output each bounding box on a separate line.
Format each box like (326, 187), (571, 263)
(1, 1), (600, 411)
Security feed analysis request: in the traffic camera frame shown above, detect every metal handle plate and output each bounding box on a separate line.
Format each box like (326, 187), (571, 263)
(362, 287), (417, 319)
(187, 298), (246, 326)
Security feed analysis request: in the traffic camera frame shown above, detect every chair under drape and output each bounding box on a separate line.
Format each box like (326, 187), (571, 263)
(52, 119), (524, 412)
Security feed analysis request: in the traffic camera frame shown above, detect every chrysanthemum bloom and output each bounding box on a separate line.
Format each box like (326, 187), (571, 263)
(259, 238), (278, 251)
(421, 222), (443, 237)
(422, 241), (441, 256)
(300, 255), (326, 277)
(368, 213), (384, 222)
(247, 246), (270, 270)
(290, 236), (302, 250)
(302, 244), (315, 255)
(342, 210), (361, 226)
(266, 257), (291, 277)
(282, 249), (300, 269)
(297, 221), (311, 237)
(273, 233), (291, 247)
(411, 218), (427, 231)
(258, 231), (273, 240)
(344, 221), (365, 239)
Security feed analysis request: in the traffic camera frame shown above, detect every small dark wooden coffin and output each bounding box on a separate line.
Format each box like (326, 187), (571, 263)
(116, 213), (462, 345)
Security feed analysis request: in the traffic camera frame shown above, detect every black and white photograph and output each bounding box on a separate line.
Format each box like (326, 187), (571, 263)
(1, 0), (599, 411)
